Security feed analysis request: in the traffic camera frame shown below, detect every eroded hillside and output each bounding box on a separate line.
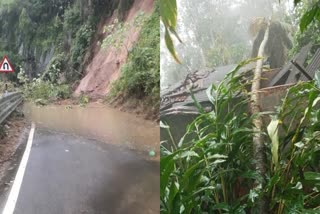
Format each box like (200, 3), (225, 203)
(0, 0), (159, 120)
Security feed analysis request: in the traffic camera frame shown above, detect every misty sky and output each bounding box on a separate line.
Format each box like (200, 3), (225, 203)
(160, 0), (294, 89)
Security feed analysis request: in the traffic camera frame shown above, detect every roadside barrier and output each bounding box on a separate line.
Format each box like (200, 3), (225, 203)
(0, 92), (23, 124)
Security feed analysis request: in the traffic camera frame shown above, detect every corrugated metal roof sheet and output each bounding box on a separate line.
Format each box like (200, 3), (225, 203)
(161, 45), (320, 116)
(300, 48), (320, 81)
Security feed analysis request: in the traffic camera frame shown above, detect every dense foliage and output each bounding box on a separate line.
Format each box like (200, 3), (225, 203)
(17, 68), (71, 103)
(290, 0), (320, 60)
(161, 61), (320, 213)
(0, 0), (131, 85)
(110, 3), (160, 107)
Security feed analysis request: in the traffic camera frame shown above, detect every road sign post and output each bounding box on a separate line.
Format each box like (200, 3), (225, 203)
(0, 55), (14, 73)
(0, 55), (14, 94)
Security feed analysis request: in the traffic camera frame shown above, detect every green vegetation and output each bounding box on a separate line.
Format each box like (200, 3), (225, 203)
(160, 0), (181, 63)
(160, 0), (320, 213)
(77, 93), (90, 107)
(161, 62), (320, 213)
(17, 69), (71, 104)
(102, 12), (146, 51)
(291, 1), (320, 60)
(0, 0), (132, 100)
(0, 0), (158, 110)
(109, 3), (160, 107)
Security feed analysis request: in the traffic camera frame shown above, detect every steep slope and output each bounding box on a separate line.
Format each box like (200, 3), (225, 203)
(75, 0), (154, 97)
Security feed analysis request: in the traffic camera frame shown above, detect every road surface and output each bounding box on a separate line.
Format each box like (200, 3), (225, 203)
(0, 127), (159, 214)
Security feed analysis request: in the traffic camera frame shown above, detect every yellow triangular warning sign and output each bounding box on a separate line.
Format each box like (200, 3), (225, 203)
(0, 56), (14, 73)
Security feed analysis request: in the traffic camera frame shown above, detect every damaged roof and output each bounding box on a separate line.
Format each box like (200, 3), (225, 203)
(161, 44), (320, 117)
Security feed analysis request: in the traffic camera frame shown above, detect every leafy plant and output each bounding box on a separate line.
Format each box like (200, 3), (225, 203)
(44, 53), (67, 83)
(160, 0), (181, 63)
(18, 69), (71, 103)
(161, 59), (257, 213)
(161, 61), (320, 213)
(265, 80), (320, 213)
(69, 23), (94, 79)
(63, 5), (81, 36)
(78, 93), (90, 107)
(110, 5), (159, 107)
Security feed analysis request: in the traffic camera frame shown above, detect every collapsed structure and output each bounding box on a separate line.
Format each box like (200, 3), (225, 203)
(160, 43), (320, 142)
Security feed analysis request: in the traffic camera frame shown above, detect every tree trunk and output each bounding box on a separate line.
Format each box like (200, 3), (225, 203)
(250, 21), (270, 213)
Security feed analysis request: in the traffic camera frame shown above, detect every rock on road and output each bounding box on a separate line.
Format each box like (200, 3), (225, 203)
(1, 127), (159, 214)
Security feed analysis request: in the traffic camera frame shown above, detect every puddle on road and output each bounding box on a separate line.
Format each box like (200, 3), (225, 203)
(23, 103), (159, 154)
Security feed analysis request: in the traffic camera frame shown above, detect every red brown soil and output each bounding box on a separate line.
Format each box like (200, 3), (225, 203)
(109, 96), (159, 121)
(0, 113), (28, 179)
(53, 96), (159, 121)
(74, 0), (154, 97)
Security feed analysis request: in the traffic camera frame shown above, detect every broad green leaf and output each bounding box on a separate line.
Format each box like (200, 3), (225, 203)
(164, 28), (181, 64)
(212, 203), (230, 211)
(191, 186), (215, 196)
(160, 0), (182, 63)
(213, 159), (226, 164)
(160, 151), (180, 197)
(168, 26), (182, 43)
(300, 6), (318, 32)
(267, 117), (279, 167)
(160, 160), (174, 198)
(312, 97), (320, 107)
(248, 189), (259, 203)
(190, 90), (205, 113)
(181, 161), (204, 194)
(180, 205), (185, 214)
(168, 181), (179, 212)
(208, 154), (228, 159)
(227, 57), (261, 79)
(206, 84), (215, 104)
(294, 141), (304, 148)
(304, 172), (320, 181)
(180, 151), (199, 161)
(178, 133), (187, 148)
(160, 0), (177, 28)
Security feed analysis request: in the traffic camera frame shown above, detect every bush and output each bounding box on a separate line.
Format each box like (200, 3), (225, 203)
(63, 6), (81, 36)
(27, 81), (71, 102)
(110, 6), (159, 106)
(161, 61), (256, 213)
(78, 93), (90, 106)
(18, 70), (71, 103)
(44, 53), (67, 83)
(160, 61), (320, 213)
(69, 23), (94, 80)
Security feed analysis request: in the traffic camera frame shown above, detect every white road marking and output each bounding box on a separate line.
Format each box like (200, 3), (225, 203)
(2, 123), (35, 214)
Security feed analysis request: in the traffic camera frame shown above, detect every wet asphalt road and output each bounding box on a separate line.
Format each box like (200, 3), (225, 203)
(3, 128), (160, 214)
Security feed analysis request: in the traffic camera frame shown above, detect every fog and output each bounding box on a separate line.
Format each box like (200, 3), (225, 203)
(160, 0), (294, 89)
